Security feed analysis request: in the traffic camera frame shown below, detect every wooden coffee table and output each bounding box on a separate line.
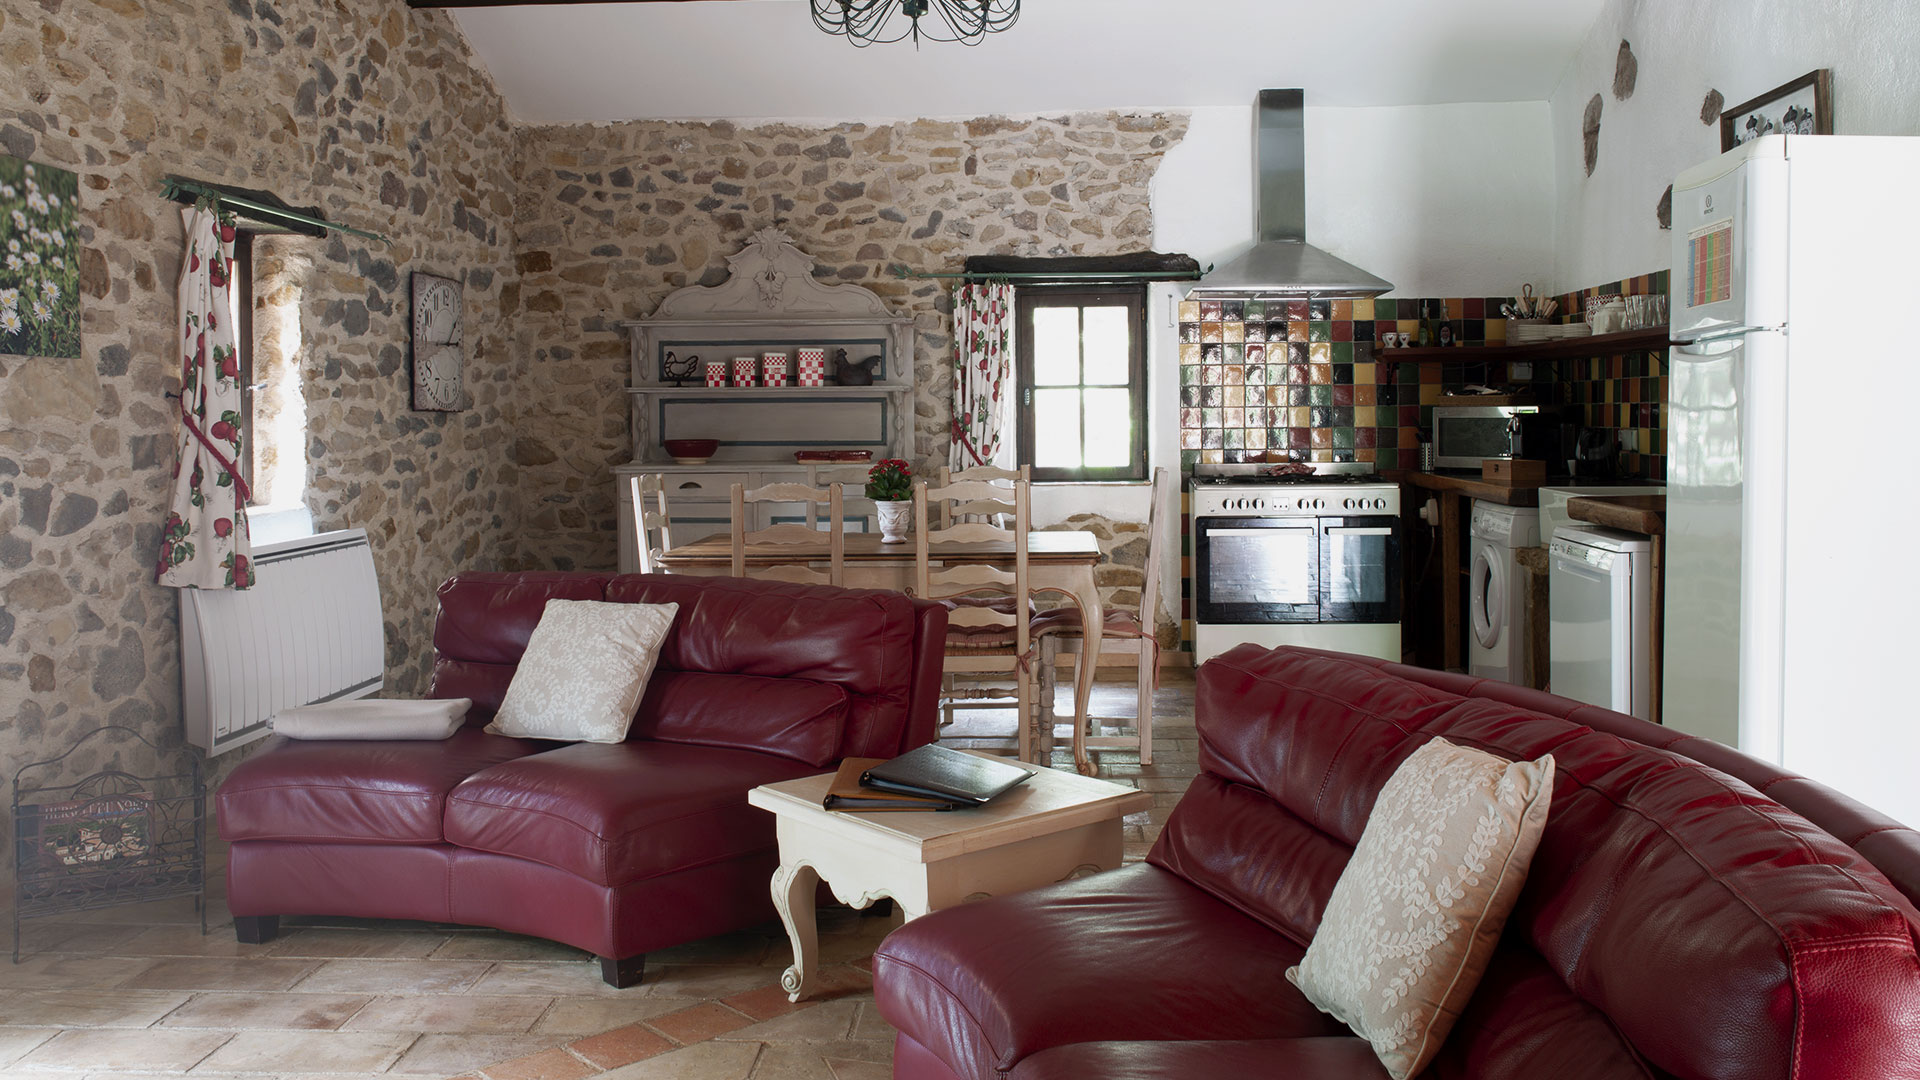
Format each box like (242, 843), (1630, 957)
(747, 762), (1152, 1001)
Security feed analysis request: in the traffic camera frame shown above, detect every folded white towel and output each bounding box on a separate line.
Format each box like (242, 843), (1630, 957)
(270, 698), (472, 740)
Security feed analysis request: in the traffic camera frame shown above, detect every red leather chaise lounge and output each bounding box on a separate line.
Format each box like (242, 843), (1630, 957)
(217, 572), (945, 986)
(875, 645), (1920, 1079)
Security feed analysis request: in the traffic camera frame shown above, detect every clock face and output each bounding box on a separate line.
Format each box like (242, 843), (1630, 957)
(411, 272), (466, 411)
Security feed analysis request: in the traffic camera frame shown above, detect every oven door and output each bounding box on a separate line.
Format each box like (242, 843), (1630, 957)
(1193, 517), (1319, 624)
(1319, 516), (1401, 624)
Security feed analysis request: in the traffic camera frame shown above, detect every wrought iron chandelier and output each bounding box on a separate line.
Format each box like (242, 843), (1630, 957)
(810, 0), (1019, 47)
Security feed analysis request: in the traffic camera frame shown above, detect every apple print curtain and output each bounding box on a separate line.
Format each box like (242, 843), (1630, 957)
(950, 281), (1012, 471)
(156, 205), (253, 590)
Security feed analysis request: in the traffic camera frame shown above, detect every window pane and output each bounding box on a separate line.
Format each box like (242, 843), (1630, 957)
(1031, 307), (1080, 386)
(1083, 388), (1131, 466)
(1033, 388), (1082, 469)
(1082, 306), (1130, 385)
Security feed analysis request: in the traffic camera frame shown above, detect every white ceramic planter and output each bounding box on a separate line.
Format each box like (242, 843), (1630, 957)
(874, 500), (912, 544)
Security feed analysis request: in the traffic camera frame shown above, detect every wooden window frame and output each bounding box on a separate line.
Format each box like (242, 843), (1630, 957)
(1014, 284), (1148, 483)
(231, 231), (257, 502)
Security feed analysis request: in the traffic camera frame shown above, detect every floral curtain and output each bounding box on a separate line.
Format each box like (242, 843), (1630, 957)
(950, 280), (1013, 471)
(156, 205), (253, 590)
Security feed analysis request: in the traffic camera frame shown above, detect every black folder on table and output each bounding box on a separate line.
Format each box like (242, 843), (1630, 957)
(859, 744), (1036, 807)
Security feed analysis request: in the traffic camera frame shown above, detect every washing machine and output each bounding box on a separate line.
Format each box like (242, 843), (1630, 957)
(1469, 501), (1540, 684)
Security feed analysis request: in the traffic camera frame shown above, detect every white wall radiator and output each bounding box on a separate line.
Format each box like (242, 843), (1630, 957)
(180, 528), (385, 755)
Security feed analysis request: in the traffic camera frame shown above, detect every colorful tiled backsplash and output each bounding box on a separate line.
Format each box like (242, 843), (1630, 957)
(1176, 271), (1673, 480)
(1177, 295), (1522, 472)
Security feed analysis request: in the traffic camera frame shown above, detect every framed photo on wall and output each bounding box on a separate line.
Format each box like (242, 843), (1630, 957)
(1720, 69), (1832, 151)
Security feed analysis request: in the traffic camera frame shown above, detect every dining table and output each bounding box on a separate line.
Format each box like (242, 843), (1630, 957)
(655, 530), (1106, 775)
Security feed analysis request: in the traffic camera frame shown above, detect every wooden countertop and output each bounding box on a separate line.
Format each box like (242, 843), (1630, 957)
(1566, 494), (1665, 536)
(1386, 470), (1539, 507)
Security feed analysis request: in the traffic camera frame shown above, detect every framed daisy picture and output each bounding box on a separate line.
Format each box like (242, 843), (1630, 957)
(0, 155), (81, 359)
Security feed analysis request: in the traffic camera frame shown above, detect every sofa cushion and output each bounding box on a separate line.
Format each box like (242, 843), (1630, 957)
(1178, 646), (1920, 1080)
(217, 729), (547, 844)
(873, 862), (1347, 1080)
(1287, 737), (1555, 1080)
(1006, 1038), (1388, 1080)
(630, 670), (847, 767)
(443, 741), (816, 887)
(486, 600), (678, 744)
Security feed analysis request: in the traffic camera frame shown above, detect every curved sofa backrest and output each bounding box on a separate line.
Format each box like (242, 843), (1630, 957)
(429, 571), (935, 759)
(1153, 645), (1920, 1080)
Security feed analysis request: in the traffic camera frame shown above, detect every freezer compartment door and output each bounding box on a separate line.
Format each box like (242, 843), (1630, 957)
(1669, 138), (1787, 341)
(1550, 542), (1649, 720)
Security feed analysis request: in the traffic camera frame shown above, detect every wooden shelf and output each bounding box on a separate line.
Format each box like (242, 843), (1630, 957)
(1380, 327), (1672, 363)
(627, 385), (907, 397)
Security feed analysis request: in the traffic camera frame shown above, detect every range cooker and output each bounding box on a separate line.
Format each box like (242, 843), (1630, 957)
(1189, 464), (1401, 664)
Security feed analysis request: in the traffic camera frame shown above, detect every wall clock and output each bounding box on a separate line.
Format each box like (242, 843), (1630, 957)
(411, 271), (467, 411)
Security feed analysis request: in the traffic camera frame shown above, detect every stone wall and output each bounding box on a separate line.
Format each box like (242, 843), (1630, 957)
(509, 112), (1188, 571)
(0, 0), (520, 897)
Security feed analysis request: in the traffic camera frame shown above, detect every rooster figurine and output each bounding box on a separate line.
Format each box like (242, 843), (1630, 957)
(831, 349), (881, 386)
(663, 350), (700, 386)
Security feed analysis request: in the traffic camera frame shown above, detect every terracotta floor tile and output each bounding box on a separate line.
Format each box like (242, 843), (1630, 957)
(0, 1028), (59, 1065)
(569, 1022), (676, 1069)
(430, 933), (588, 962)
(645, 1001), (757, 1044)
(157, 990), (373, 1030)
(291, 958), (492, 995)
(593, 1039), (760, 1080)
(0, 988), (191, 1028)
(475, 1046), (598, 1080)
(390, 1033), (570, 1075)
(265, 926), (451, 959)
(342, 993), (551, 1033)
(469, 961), (639, 998)
(20, 1028), (231, 1070)
(198, 1029), (416, 1072)
(715, 1001), (858, 1044)
(122, 956), (320, 992)
(110, 924), (258, 958)
(0, 953), (156, 990)
(827, 1056), (896, 1080)
(530, 995), (686, 1035)
(722, 982), (809, 1022)
(639, 963), (777, 1001)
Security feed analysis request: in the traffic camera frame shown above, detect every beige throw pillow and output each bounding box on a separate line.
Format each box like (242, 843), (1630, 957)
(485, 599), (679, 744)
(1287, 737), (1555, 1080)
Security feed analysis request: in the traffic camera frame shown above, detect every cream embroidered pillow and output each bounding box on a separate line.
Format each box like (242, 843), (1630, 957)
(486, 600), (679, 744)
(1287, 737), (1555, 1080)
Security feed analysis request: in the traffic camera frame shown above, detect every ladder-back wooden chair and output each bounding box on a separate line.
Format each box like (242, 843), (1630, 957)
(1033, 466), (1169, 765)
(729, 482), (845, 586)
(629, 473), (674, 574)
(934, 464), (1019, 529)
(914, 467), (1038, 761)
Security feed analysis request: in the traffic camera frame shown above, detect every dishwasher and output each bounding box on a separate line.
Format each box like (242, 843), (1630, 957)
(1548, 525), (1653, 720)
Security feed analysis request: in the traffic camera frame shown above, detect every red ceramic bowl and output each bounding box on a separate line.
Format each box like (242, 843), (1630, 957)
(663, 439), (720, 463)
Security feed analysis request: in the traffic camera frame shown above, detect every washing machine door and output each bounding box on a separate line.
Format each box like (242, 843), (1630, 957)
(1471, 544), (1507, 649)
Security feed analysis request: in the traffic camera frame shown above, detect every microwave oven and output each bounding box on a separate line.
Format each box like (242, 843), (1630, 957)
(1431, 404), (1538, 469)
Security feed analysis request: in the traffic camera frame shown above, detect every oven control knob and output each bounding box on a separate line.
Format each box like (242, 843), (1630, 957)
(1373, 497), (1389, 510)
(1295, 497), (1310, 510)
(1249, 498), (1265, 511)
(1313, 498), (1326, 510)
(1342, 498), (1356, 510)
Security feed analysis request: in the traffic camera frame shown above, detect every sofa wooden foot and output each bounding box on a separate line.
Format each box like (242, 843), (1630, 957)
(233, 915), (280, 945)
(600, 953), (645, 988)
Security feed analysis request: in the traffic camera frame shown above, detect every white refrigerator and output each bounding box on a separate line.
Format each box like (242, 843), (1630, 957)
(1665, 134), (1920, 825)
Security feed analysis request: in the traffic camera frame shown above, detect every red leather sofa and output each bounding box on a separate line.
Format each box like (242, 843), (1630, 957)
(218, 572), (945, 986)
(874, 645), (1920, 1079)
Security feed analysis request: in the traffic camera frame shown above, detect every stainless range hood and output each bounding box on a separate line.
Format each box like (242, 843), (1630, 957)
(1189, 90), (1393, 299)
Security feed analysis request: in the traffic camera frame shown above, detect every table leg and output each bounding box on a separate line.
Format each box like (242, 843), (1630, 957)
(770, 861), (821, 1003)
(1068, 567), (1103, 776)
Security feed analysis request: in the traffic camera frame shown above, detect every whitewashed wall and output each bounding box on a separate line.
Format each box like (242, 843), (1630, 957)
(1549, 0), (1920, 288)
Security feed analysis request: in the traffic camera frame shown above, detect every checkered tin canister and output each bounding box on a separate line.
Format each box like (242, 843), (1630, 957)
(796, 347), (827, 387)
(704, 358), (728, 388)
(762, 352), (791, 388)
(731, 356), (758, 387)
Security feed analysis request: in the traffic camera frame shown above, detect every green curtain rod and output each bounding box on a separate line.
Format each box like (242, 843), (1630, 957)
(160, 179), (393, 247)
(897, 267), (1209, 282)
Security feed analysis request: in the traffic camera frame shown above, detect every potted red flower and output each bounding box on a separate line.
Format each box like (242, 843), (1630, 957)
(865, 459), (914, 544)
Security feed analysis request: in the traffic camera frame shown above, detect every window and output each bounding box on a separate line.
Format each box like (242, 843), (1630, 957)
(1015, 285), (1147, 482)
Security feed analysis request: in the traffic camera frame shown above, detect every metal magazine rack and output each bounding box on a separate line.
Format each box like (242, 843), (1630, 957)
(11, 726), (206, 962)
